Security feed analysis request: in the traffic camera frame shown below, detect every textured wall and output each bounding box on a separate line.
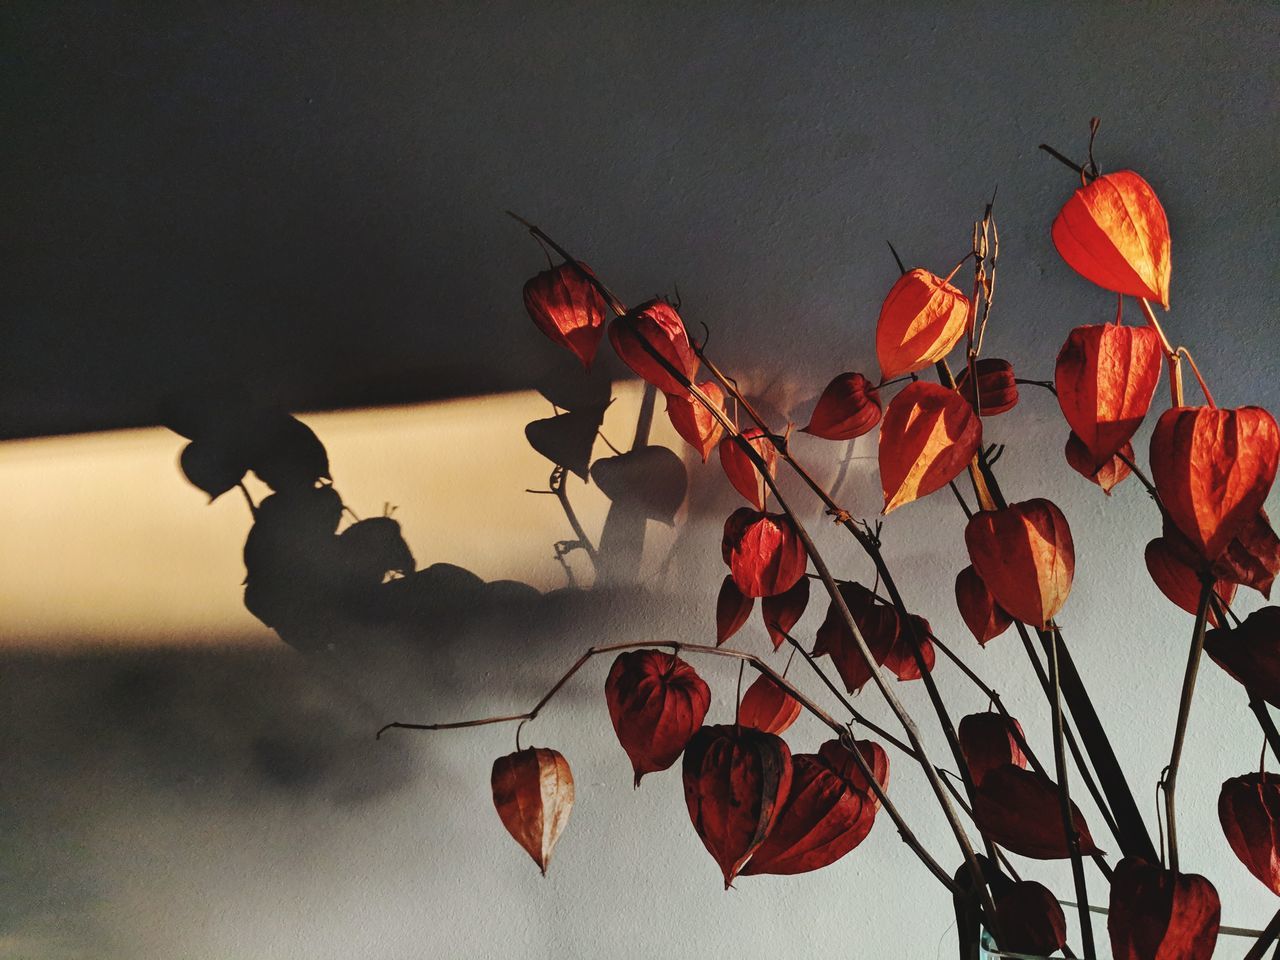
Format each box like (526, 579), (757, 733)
(3, 3), (1279, 958)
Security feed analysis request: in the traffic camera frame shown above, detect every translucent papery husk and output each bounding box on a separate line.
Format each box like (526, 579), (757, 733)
(1051, 170), (1172, 307)
(522, 261), (607, 369)
(1204, 606), (1280, 709)
(667, 381), (726, 462)
(1065, 432), (1133, 494)
(1218, 772), (1280, 895)
(607, 298), (698, 395)
(606, 649), (711, 786)
(1054, 323), (1162, 472)
(958, 712), (1028, 787)
(682, 724), (793, 888)
(491, 747), (575, 875)
(955, 564), (1014, 646)
(736, 675), (802, 735)
(802, 372), (882, 440)
(761, 575), (810, 650)
(813, 581), (900, 694)
(738, 754), (876, 877)
(1149, 404), (1280, 563)
(1143, 537), (1235, 628)
(956, 357), (1019, 416)
(875, 267), (971, 380)
(718, 428), (777, 511)
(721, 508), (808, 598)
(964, 499), (1075, 629)
(715, 575), (754, 644)
(879, 380), (982, 514)
(815, 738), (890, 807)
(971, 764), (1099, 860)
(1108, 856), (1220, 960)
(994, 880), (1067, 958)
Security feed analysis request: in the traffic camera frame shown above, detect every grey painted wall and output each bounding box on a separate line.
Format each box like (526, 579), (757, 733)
(3, 3), (1279, 958)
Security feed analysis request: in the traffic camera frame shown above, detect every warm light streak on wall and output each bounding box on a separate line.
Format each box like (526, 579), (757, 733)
(0, 383), (681, 650)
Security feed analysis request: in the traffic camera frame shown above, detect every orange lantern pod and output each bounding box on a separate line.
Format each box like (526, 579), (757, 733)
(608, 298), (698, 396)
(761, 575), (810, 650)
(1150, 405), (1280, 563)
(816, 738), (890, 806)
(1219, 773), (1280, 895)
(956, 358), (1019, 416)
(605, 649), (711, 786)
(879, 380), (983, 514)
(995, 881), (1067, 958)
(876, 268), (971, 379)
(666, 382), (726, 461)
(802, 372), (882, 440)
(955, 564), (1013, 646)
(682, 724), (793, 888)
(522, 261), (608, 369)
(813, 581), (900, 694)
(721, 508), (807, 598)
(1143, 538), (1235, 628)
(1107, 857), (1220, 960)
(1055, 323), (1163, 471)
(972, 765), (1099, 860)
(739, 755), (876, 877)
(718, 427), (777, 510)
(964, 499), (1075, 629)
(1205, 607), (1280, 709)
(1213, 510), (1280, 598)
(715, 575), (754, 644)
(737, 675), (803, 736)
(1052, 170), (1172, 307)
(1065, 433), (1133, 494)
(881, 614), (936, 682)
(491, 747), (575, 875)
(959, 712), (1028, 787)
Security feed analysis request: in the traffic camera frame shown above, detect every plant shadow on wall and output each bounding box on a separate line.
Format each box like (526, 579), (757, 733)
(163, 126), (1280, 960)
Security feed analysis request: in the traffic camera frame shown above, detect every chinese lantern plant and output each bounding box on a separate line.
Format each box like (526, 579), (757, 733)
(378, 127), (1280, 959)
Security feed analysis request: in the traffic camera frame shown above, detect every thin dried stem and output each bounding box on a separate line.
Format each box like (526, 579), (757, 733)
(1244, 906), (1280, 960)
(1138, 297), (1184, 407)
(1160, 578), (1213, 872)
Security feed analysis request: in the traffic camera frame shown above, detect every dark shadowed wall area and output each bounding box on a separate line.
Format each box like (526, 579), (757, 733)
(3, 3), (1279, 958)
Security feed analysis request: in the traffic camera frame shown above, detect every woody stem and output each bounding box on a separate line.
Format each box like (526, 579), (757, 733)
(1138, 298), (1184, 407)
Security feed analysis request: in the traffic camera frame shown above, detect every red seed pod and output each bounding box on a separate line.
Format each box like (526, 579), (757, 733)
(1055, 323), (1163, 472)
(816, 738), (890, 806)
(965, 499), (1075, 629)
(605, 650), (711, 786)
(1107, 857), (1220, 960)
(995, 880), (1067, 958)
(876, 268), (971, 379)
(608, 298), (698, 395)
(879, 380), (982, 514)
(491, 747), (575, 875)
(1212, 510), (1280, 598)
(882, 614), (935, 682)
(802, 373), (882, 440)
(813, 581), (900, 694)
(739, 755), (876, 877)
(737, 675), (802, 735)
(956, 358), (1019, 416)
(1143, 538), (1235, 628)
(1065, 432), (1133, 494)
(955, 565), (1013, 646)
(666, 382), (726, 462)
(971, 765), (1098, 860)
(721, 509), (807, 598)
(1218, 772), (1280, 895)
(1205, 606), (1280, 708)
(522, 261), (607, 369)
(682, 724), (793, 888)
(761, 575), (810, 650)
(958, 712), (1028, 787)
(1052, 170), (1172, 307)
(715, 575), (754, 645)
(718, 428), (777, 510)
(1150, 405), (1280, 563)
